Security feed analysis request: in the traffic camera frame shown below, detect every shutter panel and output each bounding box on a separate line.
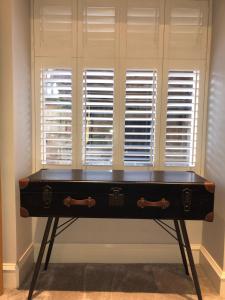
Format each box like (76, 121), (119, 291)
(79, 0), (119, 58)
(164, 70), (199, 167)
(34, 0), (74, 56)
(41, 68), (72, 165)
(124, 70), (157, 166)
(165, 0), (209, 59)
(83, 69), (114, 165)
(125, 0), (164, 58)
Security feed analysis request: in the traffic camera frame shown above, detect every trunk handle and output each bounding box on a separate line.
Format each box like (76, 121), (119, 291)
(137, 197), (170, 209)
(64, 196), (96, 208)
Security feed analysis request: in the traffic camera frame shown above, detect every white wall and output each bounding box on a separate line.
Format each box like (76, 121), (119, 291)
(0, 0), (17, 265)
(0, 0), (33, 287)
(12, 0), (32, 262)
(34, 218), (202, 246)
(203, 0), (225, 270)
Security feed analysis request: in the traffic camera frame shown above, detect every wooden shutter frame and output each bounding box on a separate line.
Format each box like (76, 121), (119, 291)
(121, 58), (162, 171)
(159, 59), (206, 173)
(35, 57), (74, 170)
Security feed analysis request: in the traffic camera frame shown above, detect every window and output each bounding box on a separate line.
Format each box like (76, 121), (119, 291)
(83, 69), (114, 166)
(124, 70), (157, 166)
(40, 68), (72, 165)
(34, 0), (210, 173)
(165, 70), (199, 167)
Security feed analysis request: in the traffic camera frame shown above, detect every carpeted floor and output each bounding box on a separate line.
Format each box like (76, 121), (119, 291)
(1, 263), (225, 299)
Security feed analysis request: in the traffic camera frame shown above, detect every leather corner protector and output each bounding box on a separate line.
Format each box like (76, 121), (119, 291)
(19, 178), (30, 189)
(205, 212), (214, 222)
(20, 207), (30, 218)
(204, 181), (215, 193)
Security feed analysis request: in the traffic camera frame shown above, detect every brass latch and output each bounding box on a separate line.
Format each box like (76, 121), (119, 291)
(108, 187), (124, 207)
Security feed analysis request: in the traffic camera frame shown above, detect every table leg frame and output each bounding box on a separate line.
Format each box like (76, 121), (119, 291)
(27, 217), (53, 300)
(27, 218), (202, 300)
(174, 220), (189, 276)
(179, 220), (202, 300)
(44, 217), (59, 271)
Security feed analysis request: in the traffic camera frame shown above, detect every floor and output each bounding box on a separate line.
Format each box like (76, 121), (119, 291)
(0, 263), (224, 300)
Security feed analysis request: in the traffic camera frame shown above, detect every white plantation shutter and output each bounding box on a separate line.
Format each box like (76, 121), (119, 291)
(41, 68), (72, 165)
(33, 0), (210, 171)
(34, 0), (74, 56)
(83, 69), (114, 165)
(165, 0), (208, 59)
(124, 0), (164, 58)
(124, 70), (157, 166)
(80, 0), (119, 58)
(164, 70), (199, 167)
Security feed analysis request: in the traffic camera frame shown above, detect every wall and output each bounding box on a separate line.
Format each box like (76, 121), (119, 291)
(33, 213), (202, 264)
(203, 0), (225, 269)
(0, 0), (17, 266)
(12, 0), (32, 262)
(202, 0), (225, 294)
(34, 218), (202, 245)
(0, 0), (33, 287)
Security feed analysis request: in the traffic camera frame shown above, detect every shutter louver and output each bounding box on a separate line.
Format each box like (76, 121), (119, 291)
(165, 0), (208, 59)
(81, 1), (118, 58)
(125, 0), (163, 58)
(124, 70), (157, 166)
(83, 69), (114, 165)
(165, 70), (199, 167)
(41, 68), (72, 165)
(34, 0), (74, 56)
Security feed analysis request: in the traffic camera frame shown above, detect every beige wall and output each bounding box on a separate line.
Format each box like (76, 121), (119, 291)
(12, 0), (32, 261)
(0, 0), (17, 264)
(33, 217), (203, 247)
(0, 0), (32, 267)
(203, 0), (225, 270)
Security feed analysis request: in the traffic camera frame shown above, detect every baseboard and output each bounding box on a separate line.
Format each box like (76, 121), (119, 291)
(3, 243), (34, 288)
(34, 243), (200, 264)
(2, 263), (17, 289)
(200, 246), (225, 296)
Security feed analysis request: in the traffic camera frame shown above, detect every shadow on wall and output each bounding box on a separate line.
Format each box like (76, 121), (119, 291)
(202, 213), (225, 269)
(203, 68), (225, 268)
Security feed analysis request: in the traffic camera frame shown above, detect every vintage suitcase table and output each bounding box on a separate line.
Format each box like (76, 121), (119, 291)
(19, 169), (215, 300)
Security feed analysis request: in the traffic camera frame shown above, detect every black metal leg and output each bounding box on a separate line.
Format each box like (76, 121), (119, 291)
(174, 220), (189, 276)
(28, 217), (53, 300)
(179, 220), (202, 300)
(44, 217), (59, 271)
